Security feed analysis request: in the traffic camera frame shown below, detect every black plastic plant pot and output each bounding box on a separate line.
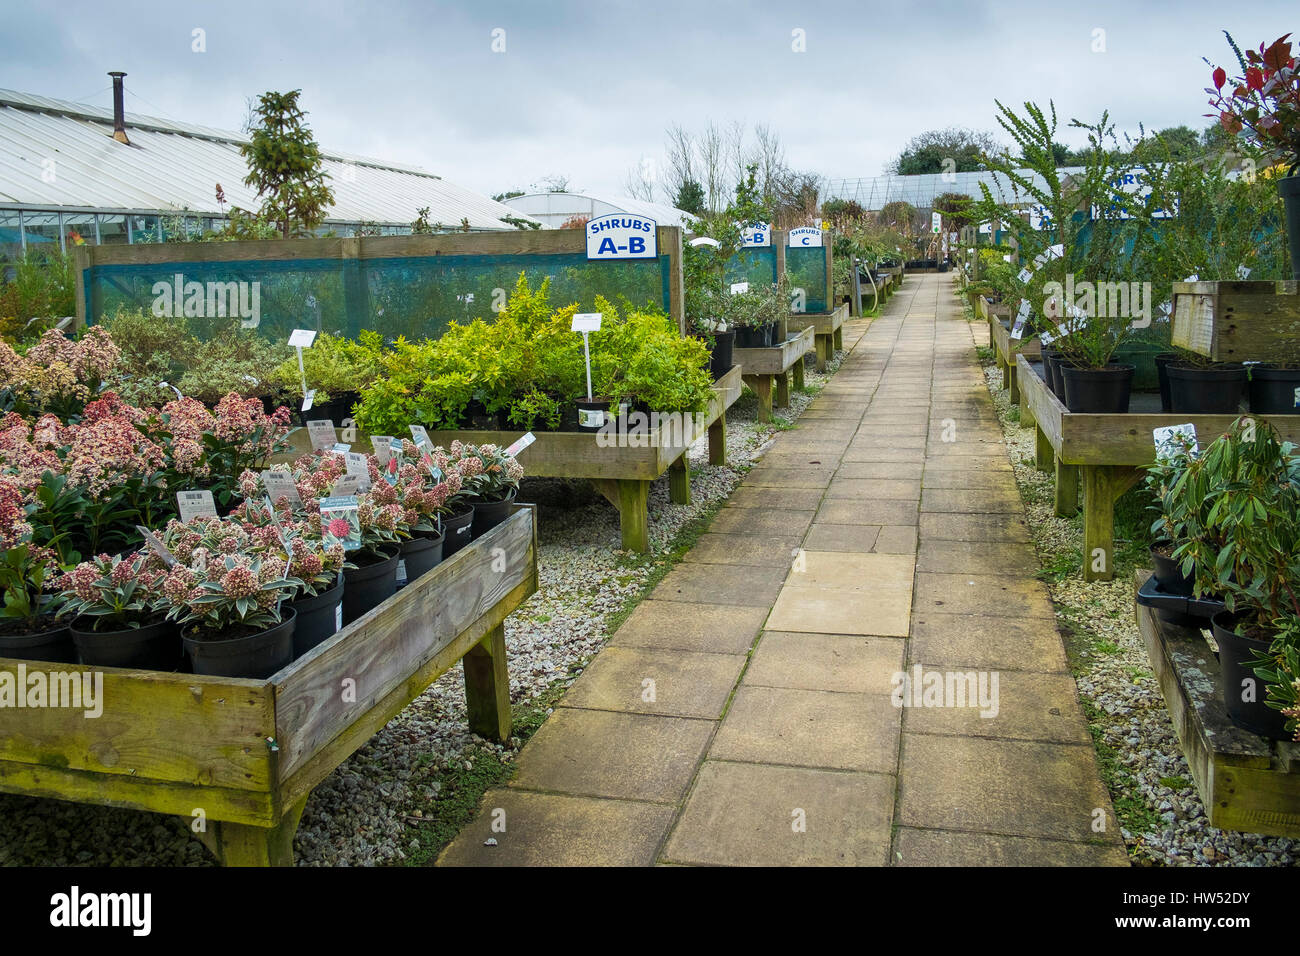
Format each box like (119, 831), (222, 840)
(1212, 611), (1291, 740)
(1153, 353), (1179, 414)
(575, 399), (610, 432)
(1061, 363), (1134, 413)
(709, 330), (735, 379)
(441, 503), (475, 557)
(470, 489), (517, 541)
(1280, 173), (1300, 282)
(289, 575), (344, 657)
(1038, 349), (1059, 388)
(1247, 364), (1300, 415)
(341, 546), (400, 626)
(1149, 544), (1194, 597)
(1043, 351), (1067, 401)
(72, 617), (181, 670)
(1167, 363), (1247, 414)
(183, 608), (297, 680)
(399, 528), (445, 586)
(765, 321), (779, 347)
(735, 326), (767, 348)
(0, 622), (76, 663)
(318, 392), (360, 426)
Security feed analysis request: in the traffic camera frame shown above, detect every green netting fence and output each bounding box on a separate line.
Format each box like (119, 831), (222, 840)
(80, 240), (676, 343)
(784, 245), (828, 313)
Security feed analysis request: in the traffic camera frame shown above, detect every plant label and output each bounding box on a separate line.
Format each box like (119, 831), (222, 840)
(571, 313), (602, 332)
(262, 496), (292, 550)
(1153, 424), (1198, 461)
(729, 281), (749, 295)
(176, 489), (217, 522)
(505, 432), (536, 457)
(419, 451), (443, 481)
(371, 436), (394, 465)
(261, 470), (302, 508)
(345, 452), (372, 491)
(288, 328), (317, 348)
(135, 525), (178, 567)
(319, 496), (361, 551)
(409, 425), (431, 448)
(330, 473), (363, 498)
(1016, 266), (1034, 284)
(1236, 264), (1252, 280)
(335, 604), (342, 633)
(585, 213), (658, 259)
(328, 442), (351, 455)
(307, 419), (336, 451)
(1294, 387), (1300, 409)
(396, 559), (407, 587)
(301, 389), (316, 412)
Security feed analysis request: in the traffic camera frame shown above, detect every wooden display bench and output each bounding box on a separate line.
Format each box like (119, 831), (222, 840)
(989, 314), (1041, 404)
(1172, 280), (1300, 362)
(1135, 571), (1300, 838)
(278, 367), (743, 553)
(0, 506), (538, 867)
(734, 325), (815, 424)
(787, 302), (848, 370)
(1016, 353), (1300, 582)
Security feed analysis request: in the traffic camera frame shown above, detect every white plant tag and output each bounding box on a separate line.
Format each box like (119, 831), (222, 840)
(396, 559), (407, 586)
(729, 281), (749, 295)
(345, 452), (372, 491)
(261, 469), (303, 508)
(571, 313), (602, 332)
(505, 432), (536, 457)
(307, 419), (336, 451)
(335, 604), (343, 632)
(301, 389), (316, 412)
(288, 328), (317, 348)
(1154, 424), (1198, 461)
(1016, 267), (1033, 284)
(330, 473), (363, 497)
(176, 489), (217, 521)
(136, 525), (178, 567)
(1236, 264), (1252, 280)
(409, 425), (431, 448)
(371, 436), (394, 465)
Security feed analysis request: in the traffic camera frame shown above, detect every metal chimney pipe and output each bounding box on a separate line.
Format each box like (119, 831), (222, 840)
(108, 72), (129, 144)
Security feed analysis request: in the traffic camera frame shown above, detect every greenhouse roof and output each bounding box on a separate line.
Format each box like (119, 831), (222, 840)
(501, 192), (693, 229)
(824, 168), (1085, 211)
(0, 88), (536, 230)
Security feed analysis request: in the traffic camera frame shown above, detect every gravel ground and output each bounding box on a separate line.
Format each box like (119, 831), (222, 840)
(980, 358), (1298, 867)
(0, 349), (844, 867)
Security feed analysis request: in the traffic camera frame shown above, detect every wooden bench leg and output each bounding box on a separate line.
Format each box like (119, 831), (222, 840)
(1081, 465), (1140, 582)
(1020, 395), (1036, 431)
(1000, 353), (1011, 390)
(205, 794), (308, 867)
(708, 414), (726, 466)
(1008, 361), (1020, 406)
(815, 334), (830, 371)
(464, 623), (512, 742)
(775, 370), (790, 409)
(833, 327), (843, 351)
(1055, 456), (1079, 517)
(746, 375), (773, 423)
(791, 358), (805, 391)
(1035, 425), (1053, 473)
(617, 478), (650, 551)
(669, 452), (691, 505)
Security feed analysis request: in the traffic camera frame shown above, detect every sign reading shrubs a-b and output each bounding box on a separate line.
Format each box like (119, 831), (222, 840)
(585, 214), (658, 260)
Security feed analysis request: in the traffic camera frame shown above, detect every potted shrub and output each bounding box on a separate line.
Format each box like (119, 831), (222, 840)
(1173, 418), (1300, 737)
(56, 551), (180, 669)
(337, 491), (406, 626)
(159, 523), (301, 679)
(1143, 434), (1202, 615)
(0, 481), (74, 662)
(177, 326), (293, 412)
(1166, 348), (1247, 413)
(1247, 362), (1300, 415)
(1207, 33), (1300, 281)
(687, 285), (735, 380)
(375, 446), (458, 584)
(444, 441), (525, 540)
(273, 330), (383, 424)
(1052, 306), (1136, 413)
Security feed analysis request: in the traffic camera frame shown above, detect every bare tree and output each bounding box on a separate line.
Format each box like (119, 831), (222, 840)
(663, 123), (697, 203)
(624, 157), (656, 202)
(535, 173), (571, 193)
(752, 123), (787, 202)
(698, 121), (727, 213)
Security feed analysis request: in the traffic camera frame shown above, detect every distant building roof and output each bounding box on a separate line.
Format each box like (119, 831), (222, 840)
(0, 88), (536, 230)
(824, 169), (1086, 211)
(502, 192), (693, 229)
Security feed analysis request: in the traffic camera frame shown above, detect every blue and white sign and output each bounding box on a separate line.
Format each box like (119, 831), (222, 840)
(787, 226), (823, 247)
(586, 214), (658, 260)
(1092, 168), (1177, 221)
(741, 222), (771, 248)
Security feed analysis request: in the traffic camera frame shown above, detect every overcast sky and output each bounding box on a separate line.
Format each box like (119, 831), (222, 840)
(0, 0), (1293, 203)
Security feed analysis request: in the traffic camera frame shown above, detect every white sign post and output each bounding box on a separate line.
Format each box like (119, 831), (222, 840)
(572, 313), (602, 401)
(931, 211), (942, 235)
(288, 328), (318, 411)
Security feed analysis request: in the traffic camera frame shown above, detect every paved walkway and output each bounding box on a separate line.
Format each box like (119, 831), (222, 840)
(439, 274), (1127, 866)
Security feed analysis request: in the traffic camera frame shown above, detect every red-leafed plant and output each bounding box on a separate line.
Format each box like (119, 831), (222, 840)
(1207, 32), (1300, 173)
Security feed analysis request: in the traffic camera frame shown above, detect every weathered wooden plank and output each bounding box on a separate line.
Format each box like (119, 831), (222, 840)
(1055, 456), (1079, 517)
(199, 794), (308, 866)
(744, 374), (774, 423)
(617, 479), (650, 551)
(272, 508), (535, 779)
(708, 414), (727, 466)
(668, 453), (691, 504)
(733, 325), (815, 376)
(0, 662), (275, 792)
(0, 760), (276, 827)
(1172, 280), (1300, 362)
(786, 303), (847, 338)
